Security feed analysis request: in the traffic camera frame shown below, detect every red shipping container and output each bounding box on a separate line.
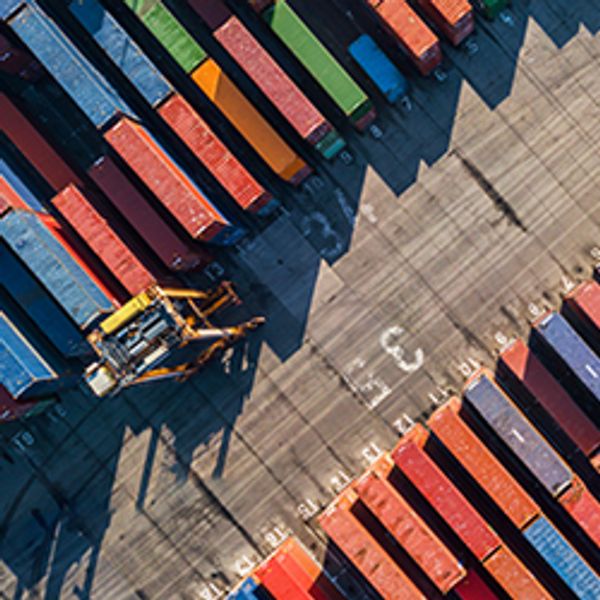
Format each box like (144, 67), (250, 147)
(355, 457), (466, 593)
(427, 397), (541, 529)
(0, 94), (82, 191)
(484, 547), (552, 599)
(319, 491), (425, 599)
(0, 176), (28, 214)
(88, 156), (210, 271)
(564, 280), (600, 341)
(413, 0), (474, 46)
(53, 184), (156, 297)
(367, 0), (442, 75)
(498, 338), (600, 457)
(201, 9), (332, 145)
(254, 538), (343, 600)
(453, 569), (498, 600)
(559, 477), (600, 547)
(104, 117), (228, 242)
(157, 93), (273, 214)
(0, 383), (37, 423)
(391, 424), (501, 561)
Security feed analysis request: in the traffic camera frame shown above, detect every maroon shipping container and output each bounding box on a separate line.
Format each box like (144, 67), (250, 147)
(104, 117), (228, 242)
(0, 33), (41, 80)
(0, 384), (38, 423)
(88, 156), (210, 271)
(0, 93), (82, 191)
(498, 338), (600, 457)
(190, 2), (332, 146)
(157, 93), (273, 214)
(559, 477), (600, 547)
(391, 424), (501, 561)
(319, 491), (425, 599)
(53, 184), (157, 297)
(355, 457), (466, 593)
(453, 569), (497, 600)
(248, 0), (274, 13)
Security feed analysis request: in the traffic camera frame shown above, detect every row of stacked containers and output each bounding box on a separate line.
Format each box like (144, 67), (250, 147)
(227, 279), (600, 599)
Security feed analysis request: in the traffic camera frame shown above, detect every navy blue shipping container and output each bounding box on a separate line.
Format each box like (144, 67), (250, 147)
(0, 210), (114, 328)
(0, 311), (58, 399)
(69, 0), (172, 107)
(523, 516), (600, 599)
(0, 243), (89, 357)
(463, 373), (573, 497)
(531, 312), (600, 414)
(227, 578), (263, 600)
(7, 3), (134, 128)
(0, 157), (47, 213)
(348, 34), (408, 103)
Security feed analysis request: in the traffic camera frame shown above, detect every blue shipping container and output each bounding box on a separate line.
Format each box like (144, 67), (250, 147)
(532, 312), (600, 410)
(348, 35), (408, 103)
(0, 0), (23, 20)
(0, 311), (57, 399)
(69, 0), (172, 108)
(0, 157), (48, 213)
(227, 577), (262, 600)
(463, 374), (573, 497)
(0, 210), (114, 329)
(523, 516), (600, 599)
(0, 243), (89, 357)
(7, 3), (134, 128)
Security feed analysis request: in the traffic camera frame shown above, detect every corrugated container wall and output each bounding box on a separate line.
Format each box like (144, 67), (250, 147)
(0, 210), (114, 328)
(558, 479), (600, 547)
(52, 184), (157, 297)
(7, 3), (134, 128)
(523, 516), (600, 598)
(463, 372), (573, 497)
(497, 338), (600, 457)
(87, 155), (210, 271)
(413, 0), (475, 46)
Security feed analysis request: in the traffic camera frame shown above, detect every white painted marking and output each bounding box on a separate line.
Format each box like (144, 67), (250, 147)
(331, 470), (352, 493)
(499, 10), (515, 27)
(465, 39), (479, 55)
(511, 428), (526, 444)
(380, 326), (425, 373)
(297, 498), (319, 521)
(339, 150), (354, 165)
(393, 414), (415, 434)
(198, 583), (224, 600)
(343, 357), (392, 409)
(585, 364), (598, 379)
(334, 188), (354, 225)
(360, 203), (378, 224)
(434, 68), (447, 83)
(369, 124), (383, 139)
(401, 96), (412, 112)
(362, 442), (383, 465)
(561, 275), (575, 293)
(529, 302), (542, 317)
(301, 212), (343, 261)
(591, 246), (600, 261)
(235, 555), (256, 576)
(264, 526), (288, 549)
(495, 331), (508, 347)
(204, 261), (225, 281)
(11, 430), (35, 452)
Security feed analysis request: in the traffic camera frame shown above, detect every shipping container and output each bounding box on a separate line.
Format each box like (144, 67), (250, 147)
(452, 569), (497, 600)
(413, 0), (475, 46)
(483, 546), (552, 600)
(563, 280), (600, 355)
(0, 0), (24, 19)
(88, 155), (210, 271)
(463, 372), (573, 497)
(523, 516), (600, 598)
(354, 458), (466, 593)
(319, 491), (425, 599)
(0, 209), (114, 329)
(531, 312), (600, 420)
(365, 0), (442, 76)
(254, 538), (343, 600)
(0, 32), (41, 80)
(69, 0), (172, 107)
(0, 148), (50, 213)
(227, 577), (263, 600)
(348, 35), (408, 104)
(0, 169), (38, 213)
(0, 242), (88, 358)
(262, 1), (376, 131)
(0, 311), (58, 400)
(157, 94), (276, 215)
(428, 397), (541, 529)
(123, 0), (311, 185)
(6, 3), (133, 128)
(248, 0), (274, 13)
(0, 93), (82, 191)
(559, 478), (600, 547)
(0, 383), (40, 423)
(470, 0), (509, 20)
(391, 425), (501, 561)
(497, 338), (600, 457)
(53, 184), (157, 297)
(104, 116), (243, 245)
(191, 1), (345, 159)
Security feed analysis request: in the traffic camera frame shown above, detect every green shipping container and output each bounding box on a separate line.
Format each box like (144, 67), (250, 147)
(471, 0), (510, 19)
(263, 1), (374, 129)
(124, 0), (207, 73)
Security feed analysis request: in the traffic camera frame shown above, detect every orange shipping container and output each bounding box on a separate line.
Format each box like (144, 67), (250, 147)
(484, 546), (552, 599)
(354, 457), (466, 593)
(427, 397), (541, 529)
(414, 0), (474, 46)
(319, 491), (425, 599)
(559, 478), (600, 547)
(190, 59), (311, 185)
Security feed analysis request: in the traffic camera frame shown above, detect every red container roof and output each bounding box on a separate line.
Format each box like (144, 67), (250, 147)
(428, 397), (541, 529)
(427, 0), (472, 26)
(566, 280), (600, 333)
(354, 460), (466, 593)
(391, 425), (501, 561)
(559, 478), (600, 547)
(104, 117), (227, 241)
(157, 94), (270, 213)
(319, 492), (425, 599)
(53, 184), (156, 297)
(499, 338), (600, 456)
(0, 93), (82, 191)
